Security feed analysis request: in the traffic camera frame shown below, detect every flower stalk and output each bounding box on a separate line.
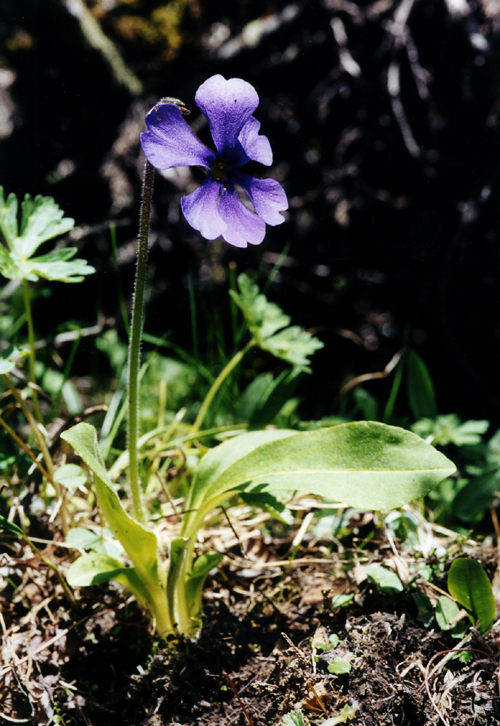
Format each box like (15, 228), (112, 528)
(127, 160), (155, 525)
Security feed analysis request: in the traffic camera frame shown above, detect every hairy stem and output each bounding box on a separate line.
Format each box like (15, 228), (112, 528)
(191, 339), (255, 436)
(127, 160), (155, 525)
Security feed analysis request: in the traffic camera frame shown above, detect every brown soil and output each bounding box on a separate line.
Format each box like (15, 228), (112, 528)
(1, 520), (499, 726)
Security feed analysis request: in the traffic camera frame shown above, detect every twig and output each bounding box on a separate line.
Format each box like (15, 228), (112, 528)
(223, 671), (255, 726)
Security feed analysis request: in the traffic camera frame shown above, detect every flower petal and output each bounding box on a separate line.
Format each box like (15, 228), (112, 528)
(218, 186), (266, 248)
(181, 177), (227, 240)
(231, 172), (288, 226)
(195, 75), (259, 157)
(236, 117), (273, 166)
(141, 103), (215, 170)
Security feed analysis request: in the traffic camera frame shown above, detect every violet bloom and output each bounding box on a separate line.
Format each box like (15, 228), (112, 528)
(141, 75), (288, 248)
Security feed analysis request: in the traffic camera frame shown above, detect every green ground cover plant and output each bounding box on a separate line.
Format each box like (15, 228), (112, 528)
(0, 75), (480, 646)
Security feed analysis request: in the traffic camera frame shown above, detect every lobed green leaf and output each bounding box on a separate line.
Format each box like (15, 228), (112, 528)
(230, 273), (323, 371)
(0, 187), (94, 283)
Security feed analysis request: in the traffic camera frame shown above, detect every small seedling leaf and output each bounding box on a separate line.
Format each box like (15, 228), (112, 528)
(331, 593), (354, 609)
(447, 558), (496, 634)
(365, 565), (404, 594)
(327, 657), (352, 674)
(435, 595), (461, 630)
(0, 344), (29, 374)
(66, 551), (150, 606)
(281, 711), (311, 726)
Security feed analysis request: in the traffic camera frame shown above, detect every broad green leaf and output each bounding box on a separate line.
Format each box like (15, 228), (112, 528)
(187, 422), (456, 520)
(61, 423), (171, 635)
(66, 527), (103, 551)
(230, 273), (323, 371)
(66, 551), (150, 607)
(184, 429), (297, 524)
(0, 344), (29, 374)
(406, 350), (437, 420)
(365, 565), (403, 594)
(0, 188), (94, 283)
(448, 558), (495, 634)
(65, 525), (121, 558)
(0, 514), (24, 537)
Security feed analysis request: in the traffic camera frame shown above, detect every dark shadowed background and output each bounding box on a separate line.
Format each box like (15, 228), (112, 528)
(1, 0), (498, 423)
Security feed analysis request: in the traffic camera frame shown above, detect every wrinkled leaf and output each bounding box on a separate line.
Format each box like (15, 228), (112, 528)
(186, 423), (456, 527)
(412, 414), (489, 447)
(281, 711), (311, 726)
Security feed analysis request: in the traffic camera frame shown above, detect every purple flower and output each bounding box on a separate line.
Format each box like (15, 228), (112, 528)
(141, 75), (288, 248)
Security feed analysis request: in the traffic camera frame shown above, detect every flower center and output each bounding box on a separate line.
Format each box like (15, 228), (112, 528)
(210, 160), (228, 182)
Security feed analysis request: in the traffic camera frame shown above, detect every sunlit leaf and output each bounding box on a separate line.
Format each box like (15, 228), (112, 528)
(61, 422), (172, 636)
(0, 187), (94, 283)
(230, 273), (323, 371)
(185, 423), (456, 527)
(66, 551), (150, 606)
(0, 343), (29, 374)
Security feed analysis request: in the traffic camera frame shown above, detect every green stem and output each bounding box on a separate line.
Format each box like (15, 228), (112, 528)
(127, 160), (155, 525)
(191, 339), (255, 436)
(21, 278), (42, 423)
(20, 531), (76, 604)
(2, 375), (70, 536)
